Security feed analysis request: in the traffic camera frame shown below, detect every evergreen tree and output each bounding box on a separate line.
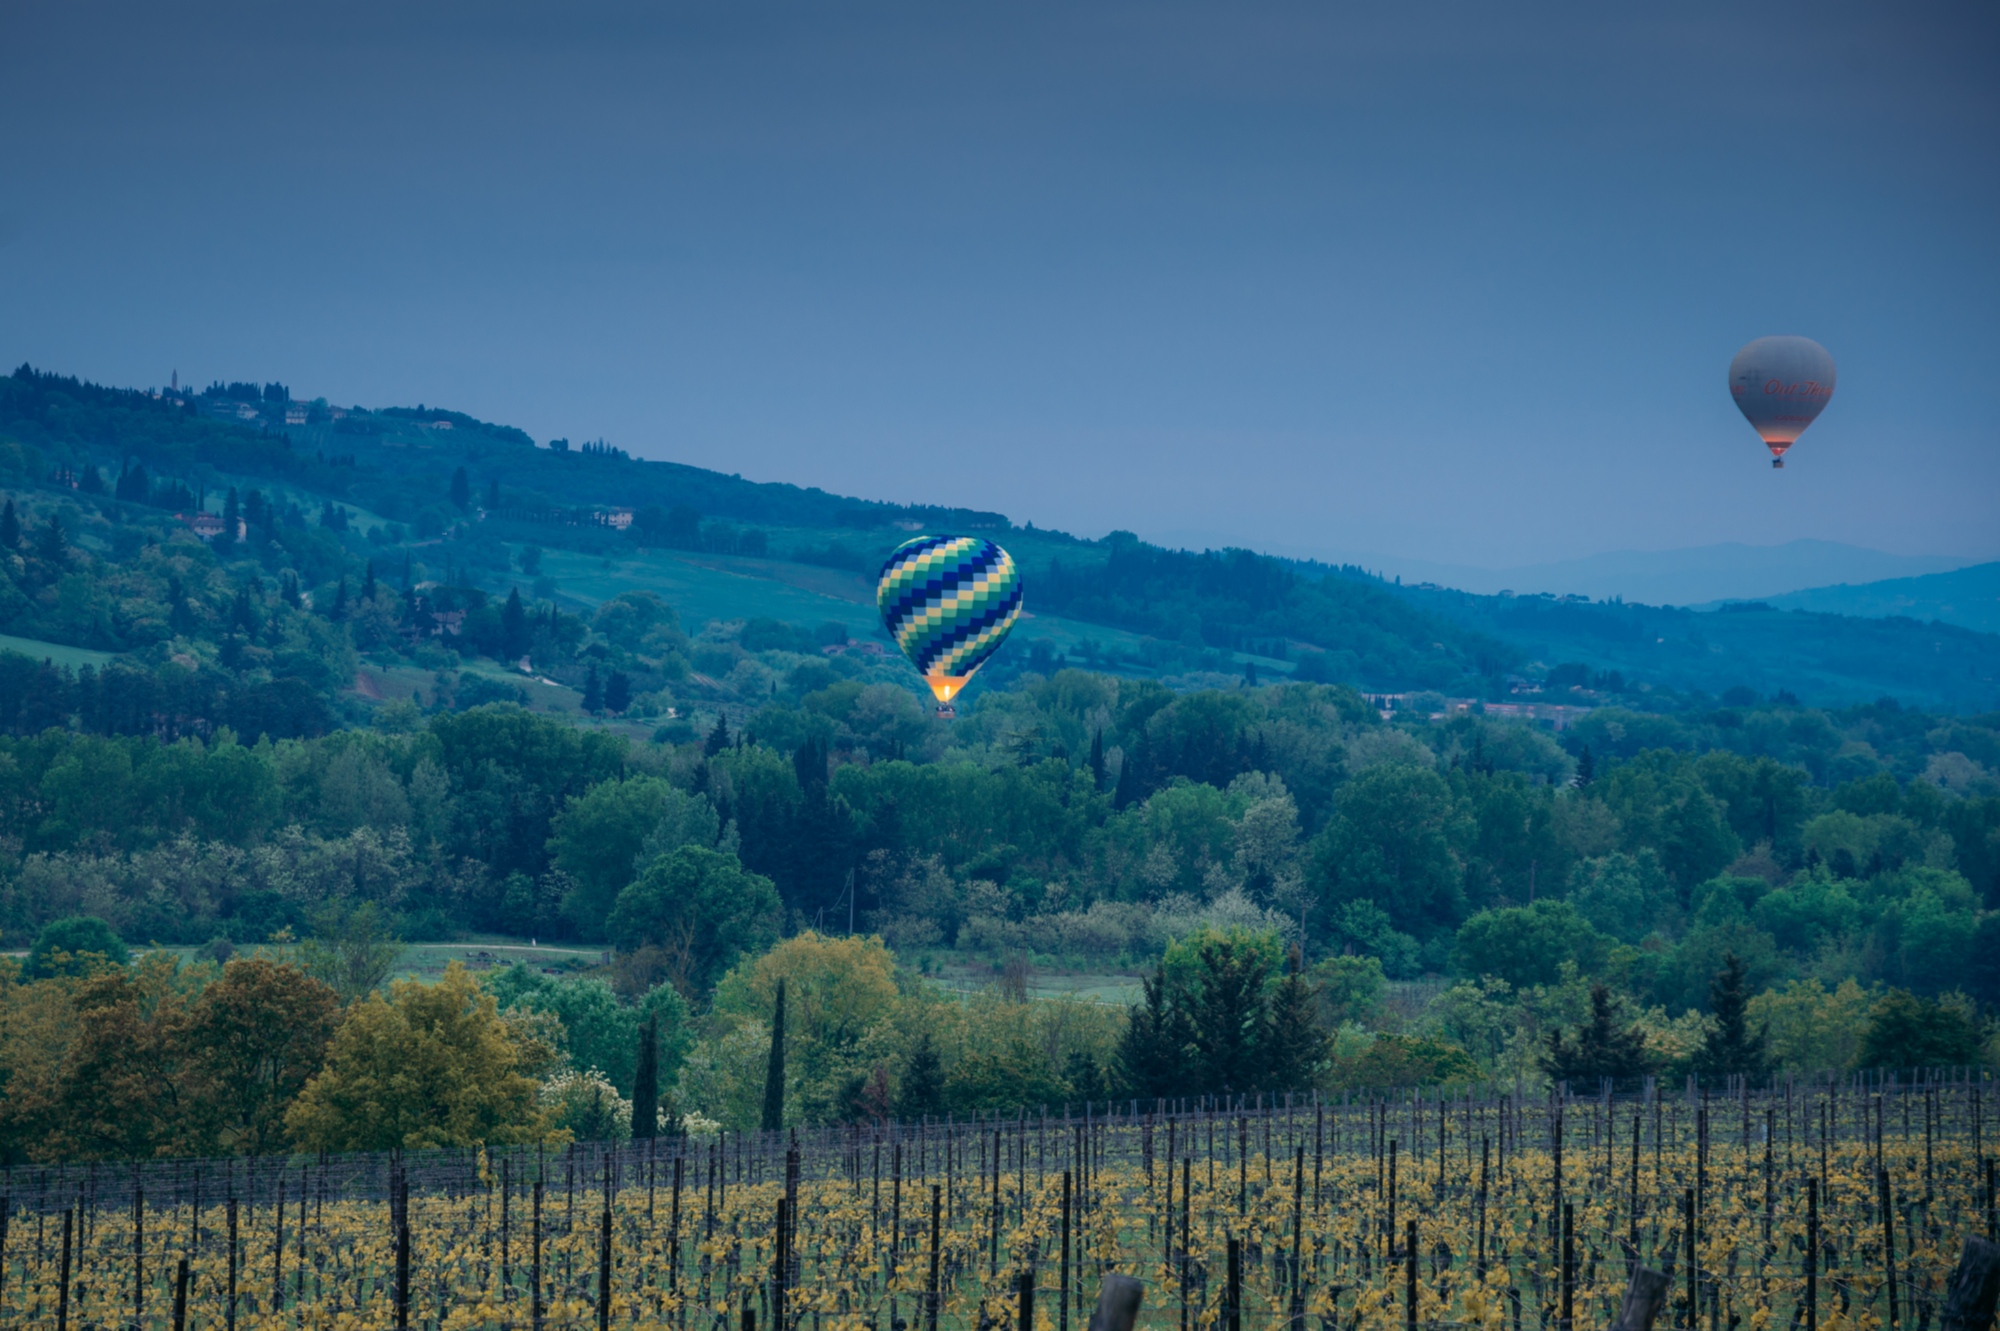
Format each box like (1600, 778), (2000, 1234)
(1114, 964), (1188, 1101)
(331, 577), (349, 620)
(486, 477), (501, 510)
(35, 515), (66, 566)
(450, 466), (471, 512)
(1187, 936), (1272, 1094)
(582, 664), (604, 713)
(1693, 952), (1770, 1081)
(500, 587), (529, 659)
(893, 1028), (946, 1123)
(1575, 745), (1595, 788)
(220, 487), (240, 548)
(1262, 945), (1329, 1093)
(704, 713), (731, 757)
(281, 572), (302, 608)
(760, 977), (787, 1133)
(1088, 728), (1107, 793)
(0, 499), (18, 549)
(604, 670), (632, 714)
(631, 1014), (659, 1140)
(167, 575), (197, 637)
(363, 560), (377, 600)
(1112, 732), (1144, 810)
(79, 465), (105, 495)
(1541, 983), (1653, 1086)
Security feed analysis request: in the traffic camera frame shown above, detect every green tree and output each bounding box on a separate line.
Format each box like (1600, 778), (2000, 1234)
(894, 1029), (947, 1122)
(296, 900), (402, 1004)
(760, 977), (787, 1132)
(286, 964), (555, 1151)
(1691, 952), (1770, 1081)
(1186, 933), (1272, 1095)
(1855, 990), (1984, 1070)
(605, 847), (781, 996)
(551, 776), (707, 938)
(1309, 763), (1465, 937)
(582, 664), (603, 714)
(185, 958), (342, 1156)
(631, 1014), (659, 1139)
(1541, 983), (1653, 1086)
(25, 915), (128, 979)
(1114, 964), (1189, 1102)
(1262, 948), (1330, 1093)
(450, 465), (471, 512)
(1451, 901), (1608, 990)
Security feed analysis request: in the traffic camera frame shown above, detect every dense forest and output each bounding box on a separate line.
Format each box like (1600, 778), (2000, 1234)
(0, 363), (1997, 1164)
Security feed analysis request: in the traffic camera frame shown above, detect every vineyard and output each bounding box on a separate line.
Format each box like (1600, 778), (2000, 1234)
(3, 1073), (1997, 1330)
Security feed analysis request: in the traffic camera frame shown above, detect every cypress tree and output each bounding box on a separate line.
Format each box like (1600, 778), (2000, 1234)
(1114, 964), (1189, 1101)
(704, 712), (731, 757)
(893, 1029), (945, 1123)
(500, 587), (528, 659)
(331, 577), (349, 620)
(760, 977), (787, 1133)
(449, 465), (471, 512)
(486, 477), (501, 510)
(582, 664), (604, 713)
(1088, 728), (1107, 792)
(1, 498), (20, 549)
(1187, 936), (1271, 1095)
(1693, 952), (1770, 1081)
(631, 1014), (659, 1140)
(1575, 745), (1595, 788)
(1262, 945), (1329, 1093)
(1542, 983), (1652, 1086)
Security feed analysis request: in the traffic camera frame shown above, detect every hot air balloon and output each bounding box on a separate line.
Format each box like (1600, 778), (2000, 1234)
(1729, 336), (1836, 468)
(876, 535), (1023, 717)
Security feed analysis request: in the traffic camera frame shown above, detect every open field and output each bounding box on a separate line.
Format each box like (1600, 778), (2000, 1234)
(4, 1075), (1993, 1329)
(0, 632), (117, 670)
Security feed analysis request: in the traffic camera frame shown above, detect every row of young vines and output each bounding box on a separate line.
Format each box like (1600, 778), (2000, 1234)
(3, 1071), (1996, 1330)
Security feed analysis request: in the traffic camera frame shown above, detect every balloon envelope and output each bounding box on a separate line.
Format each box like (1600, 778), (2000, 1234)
(1729, 336), (1836, 463)
(876, 535), (1023, 706)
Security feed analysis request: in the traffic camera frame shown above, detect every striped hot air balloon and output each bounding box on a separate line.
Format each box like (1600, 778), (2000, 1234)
(875, 535), (1024, 716)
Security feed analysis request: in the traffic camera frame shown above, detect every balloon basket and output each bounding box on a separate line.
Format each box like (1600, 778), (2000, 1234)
(935, 703), (956, 719)
(1772, 458), (1784, 469)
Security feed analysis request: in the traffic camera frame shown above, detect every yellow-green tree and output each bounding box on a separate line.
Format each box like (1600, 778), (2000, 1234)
(287, 962), (557, 1151)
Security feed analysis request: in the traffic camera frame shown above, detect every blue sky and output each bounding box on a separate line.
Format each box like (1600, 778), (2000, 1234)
(2, 0), (1994, 569)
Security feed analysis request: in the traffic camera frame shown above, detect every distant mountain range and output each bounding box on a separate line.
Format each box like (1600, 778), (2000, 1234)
(1746, 563), (2000, 636)
(1158, 536), (1980, 609)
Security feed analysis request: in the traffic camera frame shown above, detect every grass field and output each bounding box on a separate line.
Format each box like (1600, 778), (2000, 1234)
(535, 546), (1169, 667)
(0, 632), (117, 670)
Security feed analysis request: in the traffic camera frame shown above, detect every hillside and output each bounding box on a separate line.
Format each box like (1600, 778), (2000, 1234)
(0, 364), (1995, 723)
(1753, 562), (2000, 636)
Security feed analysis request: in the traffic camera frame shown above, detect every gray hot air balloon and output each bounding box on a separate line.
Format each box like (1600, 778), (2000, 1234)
(1728, 336), (1836, 468)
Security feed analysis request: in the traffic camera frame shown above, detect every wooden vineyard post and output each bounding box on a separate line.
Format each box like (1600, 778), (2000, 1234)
(1807, 1178), (1819, 1331)
(227, 1196), (239, 1331)
(1226, 1235), (1241, 1331)
(773, 1197), (789, 1331)
(1290, 1145), (1306, 1328)
(1561, 1201), (1575, 1331)
(671, 1151), (684, 1297)
(532, 1180), (545, 1331)
(1683, 1190), (1696, 1331)
(1477, 1138), (1489, 1281)
(1938, 1237), (2000, 1331)
(1880, 1167), (1900, 1330)
(929, 1184), (942, 1331)
(1019, 1262), (1036, 1331)
(1405, 1218), (1418, 1331)
(1610, 1268), (1671, 1331)
(134, 1182), (146, 1327)
(1088, 1274), (1144, 1331)
(56, 1207), (72, 1331)
(1061, 1171), (1072, 1331)
(395, 1199), (411, 1330)
(173, 1256), (190, 1331)
(598, 1204), (613, 1331)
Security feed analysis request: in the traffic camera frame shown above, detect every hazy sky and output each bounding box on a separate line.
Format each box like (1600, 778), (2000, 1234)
(3, 0), (1995, 568)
